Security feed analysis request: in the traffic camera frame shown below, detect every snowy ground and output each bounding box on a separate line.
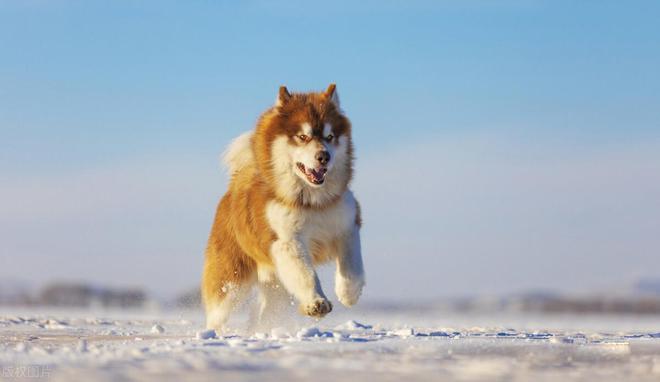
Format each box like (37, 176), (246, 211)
(1, 306), (660, 381)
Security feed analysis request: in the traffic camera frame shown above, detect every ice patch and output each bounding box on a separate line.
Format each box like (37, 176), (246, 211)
(526, 332), (553, 339)
(196, 329), (217, 340)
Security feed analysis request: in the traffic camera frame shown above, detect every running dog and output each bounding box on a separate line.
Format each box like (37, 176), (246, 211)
(201, 84), (364, 331)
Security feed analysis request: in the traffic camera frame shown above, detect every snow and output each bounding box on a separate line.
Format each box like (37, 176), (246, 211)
(295, 327), (329, 339)
(1, 307), (660, 381)
(335, 319), (372, 330)
(388, 327), (415, 337)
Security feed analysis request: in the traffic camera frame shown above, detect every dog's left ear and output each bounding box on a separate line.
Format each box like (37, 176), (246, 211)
(324, 83), (340, 107)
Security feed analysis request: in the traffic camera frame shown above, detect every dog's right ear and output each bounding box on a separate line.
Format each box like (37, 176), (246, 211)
(324, 83), (340, 108)
(275, 86), (291, 108)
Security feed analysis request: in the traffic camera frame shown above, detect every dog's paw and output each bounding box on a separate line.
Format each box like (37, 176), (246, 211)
(300, 297), (333, 318)
(335, 277), (364, 307)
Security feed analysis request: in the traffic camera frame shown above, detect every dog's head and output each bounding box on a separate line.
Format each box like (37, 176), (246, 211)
(254, 84), (353, 207)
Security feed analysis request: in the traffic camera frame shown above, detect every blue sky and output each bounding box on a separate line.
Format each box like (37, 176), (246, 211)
(1, 1), (659, 300)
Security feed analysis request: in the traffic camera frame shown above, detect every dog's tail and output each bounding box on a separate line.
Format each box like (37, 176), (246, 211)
(222, 131), (254, 174)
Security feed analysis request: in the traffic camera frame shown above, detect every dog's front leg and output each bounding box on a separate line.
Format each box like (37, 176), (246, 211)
(335, 226), (365, 307)
(271, 238), (332, 318)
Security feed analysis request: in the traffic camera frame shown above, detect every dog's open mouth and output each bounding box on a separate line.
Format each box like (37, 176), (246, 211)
(296, 162), (328, 185)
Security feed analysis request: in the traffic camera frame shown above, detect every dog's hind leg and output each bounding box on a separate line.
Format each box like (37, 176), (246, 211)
(204, 276), (254, 332)
(335, 225), (365, 307)
(202, 247), (256, 332)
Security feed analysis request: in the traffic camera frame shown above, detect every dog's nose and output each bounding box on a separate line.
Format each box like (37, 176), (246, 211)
(315, 150), (330, 165)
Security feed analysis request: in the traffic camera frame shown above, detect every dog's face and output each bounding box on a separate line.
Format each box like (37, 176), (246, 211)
(254, 84), (353, 206)
(288, 118), (343, 188)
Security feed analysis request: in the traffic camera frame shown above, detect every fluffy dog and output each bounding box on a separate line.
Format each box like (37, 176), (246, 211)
(201, 84), (364, 331)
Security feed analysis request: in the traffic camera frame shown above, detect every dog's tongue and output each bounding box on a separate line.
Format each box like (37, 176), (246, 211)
(309, 168), (325, 181)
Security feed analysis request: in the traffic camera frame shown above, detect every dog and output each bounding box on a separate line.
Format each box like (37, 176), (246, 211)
(201, 84), (365, 331)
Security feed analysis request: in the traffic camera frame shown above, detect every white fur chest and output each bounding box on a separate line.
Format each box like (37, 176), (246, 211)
(265, 191), (357, 245)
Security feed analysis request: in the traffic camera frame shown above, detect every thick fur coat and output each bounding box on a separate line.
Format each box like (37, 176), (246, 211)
(201, 85), (364, 331)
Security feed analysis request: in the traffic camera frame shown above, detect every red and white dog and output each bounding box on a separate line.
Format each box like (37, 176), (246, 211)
(202, 84), (364, 331)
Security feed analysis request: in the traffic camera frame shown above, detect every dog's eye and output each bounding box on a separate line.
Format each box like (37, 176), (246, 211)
(325, 134), (334, 142)
(297, 134), (309, 142)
